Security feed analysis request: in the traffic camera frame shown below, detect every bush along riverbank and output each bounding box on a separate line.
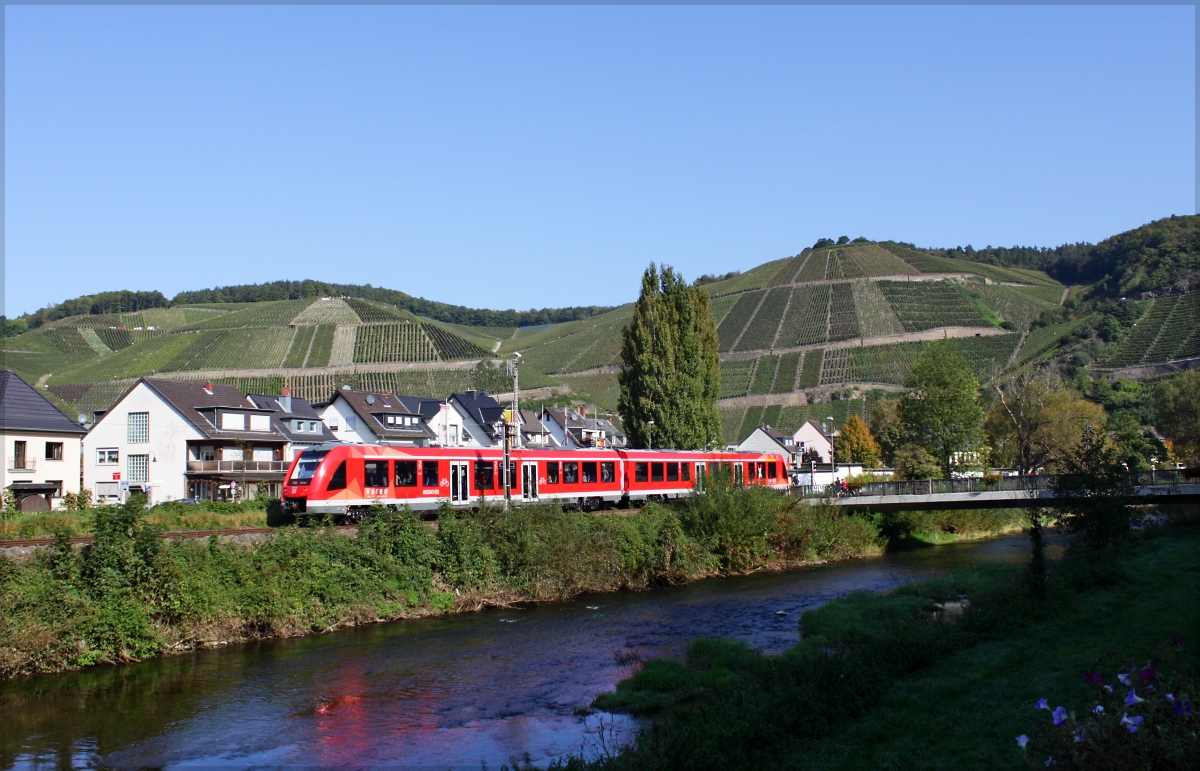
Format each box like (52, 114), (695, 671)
(561, 514), (1200, 770)
(0, 498), (271, 541)
(0, 480), (1026, 680)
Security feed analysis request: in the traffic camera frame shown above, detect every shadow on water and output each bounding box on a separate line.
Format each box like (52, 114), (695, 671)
(1, 533), (1050, 770)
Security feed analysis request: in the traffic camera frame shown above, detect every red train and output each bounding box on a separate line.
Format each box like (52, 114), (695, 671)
(281, 443), (789, 519)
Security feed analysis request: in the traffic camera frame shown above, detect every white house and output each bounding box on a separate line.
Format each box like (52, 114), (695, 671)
(737, 426), (797, 465)
(540, 406), (626, 449)
(447, 390), (506, 448)
(394, 395), (473, 448)
(83, 378), (300, 504)
(1, 370), (87, 511)
(316, 387), (434, 446)
(792, 420), (834, 464)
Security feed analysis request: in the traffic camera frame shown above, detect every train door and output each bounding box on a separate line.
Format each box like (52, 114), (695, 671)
(521, 462), (539, 502)
(450, 462), (469, 503)
(734, 462), (744, 486)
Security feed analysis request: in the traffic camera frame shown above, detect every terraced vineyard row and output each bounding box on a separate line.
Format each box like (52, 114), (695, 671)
(851, 281), (904, 337)
(796, 250), (830, 281)
(716, 290), (765, 351)
(768, 252), (809, 285)
(776, 284), (831, 347)
(799, 349), (824, 387)
(773, 352), (802, 393)
(877, 281), (989, 330)
(878, 242), (1058, 286)
(344, 298), (410, 323)
(283, 326), (317, 368)
(423, 324), (491, 360)
(841, 243), (919, 276)
(328, 326), (357, 366)
(353, 323), (439, 363)
(160, 328), (295, 372)
(720, 359), (757, 398)
(77, 328), (112, 354)
(735, 288), (791, 351)
(1108, 291), (1200, 366)
(749, 355), (779, 394)
(308, 325), (335, 367)
(826, 250), (865, 280)
(827, 283), (862, 341)
(292, 298), (360, 325)
(972, 283), (1057, 330)
(179, 299), (315, 331)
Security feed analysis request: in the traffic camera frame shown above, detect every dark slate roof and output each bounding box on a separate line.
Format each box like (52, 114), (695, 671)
(246, 393), (328, 443)
(764, 426), (793, 444)
(327, 390), (433, 442)
(543, 406), (627, 447)
(450, 391), (506, 439)
(518, 409), (550, 435)
(140, 378), (286, 442)
(393, 395), (445, 421)
(0, 370), (87, 434)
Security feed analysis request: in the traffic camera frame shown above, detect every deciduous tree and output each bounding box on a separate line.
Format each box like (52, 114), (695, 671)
(899, 340), (985, 476)
(1152, 370), (1200, 464)
(892, 443), (942, 480)
(835, 415), (881, 467)
(985, 371), (1107, 475)
(618, 264), (722, 449)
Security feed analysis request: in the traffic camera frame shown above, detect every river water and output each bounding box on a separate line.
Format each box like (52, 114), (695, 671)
(1, 535), (1045, 770)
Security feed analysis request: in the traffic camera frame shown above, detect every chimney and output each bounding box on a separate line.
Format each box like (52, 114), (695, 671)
(204, 381), (213, 395)
(280, 386), (292, 413)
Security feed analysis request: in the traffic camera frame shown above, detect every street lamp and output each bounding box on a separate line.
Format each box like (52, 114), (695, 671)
(647, 419), (655, 450)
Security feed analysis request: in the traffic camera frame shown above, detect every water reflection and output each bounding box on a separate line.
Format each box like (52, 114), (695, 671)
(1, 534), (1044, 769)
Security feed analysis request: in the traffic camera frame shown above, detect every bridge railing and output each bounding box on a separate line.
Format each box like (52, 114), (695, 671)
(850, 470), (1187, 498)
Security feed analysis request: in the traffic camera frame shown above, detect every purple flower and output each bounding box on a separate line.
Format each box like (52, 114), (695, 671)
(1166, 694), (1175, 704)
(1036, 698), (1049, 710)
(1117, 673), (1132, 686)
(1174, 700), (1193, 716)
(1016, 734), (1029, 748)
(1084, 670), (1103, 685)
(1125, 689), (1145, 706)
(1120, 714), (1144, 733)
(1052, 706), (1068, 726)
(1045, 759), (1056, 767)
(1103, 684), (1113, 694)
(1092, 705), (1104, 715)
(1139, 663), (1157, 680)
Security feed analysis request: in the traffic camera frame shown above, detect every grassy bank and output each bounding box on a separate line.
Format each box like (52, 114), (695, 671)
(0, 500), (269, 541)
(570, 518), (1200, 770)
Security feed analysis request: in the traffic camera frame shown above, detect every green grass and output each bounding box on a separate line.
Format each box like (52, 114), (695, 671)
(583, 526), (1200, 770)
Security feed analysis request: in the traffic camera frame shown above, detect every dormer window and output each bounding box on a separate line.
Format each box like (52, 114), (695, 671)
(221, 413), (245, 430)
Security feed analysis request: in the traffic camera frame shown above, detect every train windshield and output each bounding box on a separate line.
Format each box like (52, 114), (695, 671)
(288, 450), (329, 485)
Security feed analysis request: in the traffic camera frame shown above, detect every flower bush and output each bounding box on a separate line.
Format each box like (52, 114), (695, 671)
(1019, 638), (1198, 768)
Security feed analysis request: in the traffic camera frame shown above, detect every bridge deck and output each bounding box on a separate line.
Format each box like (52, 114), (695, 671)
(830, 484), (1200, 512)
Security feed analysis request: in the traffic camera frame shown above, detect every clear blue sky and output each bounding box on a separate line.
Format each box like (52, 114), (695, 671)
(4, 4), (1194, 318)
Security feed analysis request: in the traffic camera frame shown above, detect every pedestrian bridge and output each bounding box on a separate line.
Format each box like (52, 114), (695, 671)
(825, 471), (1200, 513)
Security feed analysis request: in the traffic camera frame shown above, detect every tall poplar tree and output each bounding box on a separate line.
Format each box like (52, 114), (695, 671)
(618, 264), (722, 449)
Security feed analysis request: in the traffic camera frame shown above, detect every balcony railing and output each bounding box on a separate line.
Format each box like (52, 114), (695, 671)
(186, 460), (289, 473)
(7, 457), (35, 472)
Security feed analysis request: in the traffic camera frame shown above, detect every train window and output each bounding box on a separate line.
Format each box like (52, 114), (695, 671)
(288, 449), (328, 485)
(666, 462), (679, 482)
(695, 463), (705, 490)
(327, 461), (347, 491)
(635, 462), (648, 482)
(582, 462), (597, 483)
(394, 461), (418, 487)
(767, 462), (777, 479)
(651, 463), (664, 482)
(423, 461), (439, 487)
(504, 462), (516, 489)
(546, 461), (559, 484)
(757, 462), (766, 480)
(601, 462), (615, 483)
(364, 460), (389, 488)
(475, 461), (494, 490)
(563, 462), (579, 484)
(745, 463), (756, 480)
(734, 463), (744, 485)
(708, 462), (720, 477)
(682, 464), (691, 482)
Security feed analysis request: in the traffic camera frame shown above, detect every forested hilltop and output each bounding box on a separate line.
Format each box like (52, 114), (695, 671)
(3, 280), (613, 336)
(929, 214), (1198, 298)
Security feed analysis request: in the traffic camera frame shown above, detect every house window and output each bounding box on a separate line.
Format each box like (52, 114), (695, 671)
(582, 462), (597, 484)
(45, 480), (63, 498)
(97, 448), (119, 465)
(450, 425), (459, 445)
(346, 416), (356, 431)
(250, 415), (271, 431)
(328, 420), (339, 432)
(221, 413), (245, 431)
(364, 461), (389, 488)
(127, 454), (149, 483)
(44, 442), (64, 460)
(563, 462), (579, 484)
(635, 462), (648, 482)
(601, 462), (615, 483)
(474, 461), (494, 490)
(394, 460), (418, 487)
(127, 412), (149, 443)
(546, 461), (559, 484)
(309, 422), (318, 433)
(651, 463), (664, 482)
(327, 461), (347, 491)
(422, 461), (439, 487)
(666, 463), (679, 482)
